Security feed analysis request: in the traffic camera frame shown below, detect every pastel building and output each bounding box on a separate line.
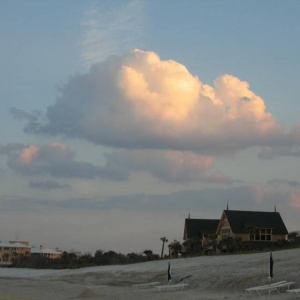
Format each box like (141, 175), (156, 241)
(0, 240), (30, 264)
(31, 245), (61, 259)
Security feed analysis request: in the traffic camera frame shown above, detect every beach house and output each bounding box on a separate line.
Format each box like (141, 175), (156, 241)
(31, 245), (62, 259)
(183, 218), (219, 240)
(0, 240), (31, 264)
(183, 209), (289, 253)
(183, 218), (219, 252)
(216, 209), (288, 249)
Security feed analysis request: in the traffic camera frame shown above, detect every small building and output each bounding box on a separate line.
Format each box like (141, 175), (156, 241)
(0, 241), (30, 264)
(31, 245), (61, 259)
(216, 210), (288, 249)
(69, 250), (83, 257)
(183, 218), (219, 252)
(184, 218), (220, 240)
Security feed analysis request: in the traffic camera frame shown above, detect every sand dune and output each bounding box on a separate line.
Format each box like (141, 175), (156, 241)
(0, 248), (299, 299)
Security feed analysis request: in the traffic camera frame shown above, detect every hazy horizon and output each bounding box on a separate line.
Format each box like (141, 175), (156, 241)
(1, 0), (300, 255)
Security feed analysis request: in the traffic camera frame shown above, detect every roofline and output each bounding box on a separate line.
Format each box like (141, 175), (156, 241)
(185, 218), (220, 221)
(0, 243), (30, 248)
(222, 209), (281, 214)
(221, 209), (288, 235)
(216, 211), (226, 235)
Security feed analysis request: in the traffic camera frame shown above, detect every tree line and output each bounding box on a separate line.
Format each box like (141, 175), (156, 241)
(8, 249), (161, 269)
(5, 231), (300, 269)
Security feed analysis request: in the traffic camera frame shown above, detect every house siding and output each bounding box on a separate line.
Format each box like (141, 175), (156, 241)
(0, 243), (30, 265)
(272, 234), (287, 242)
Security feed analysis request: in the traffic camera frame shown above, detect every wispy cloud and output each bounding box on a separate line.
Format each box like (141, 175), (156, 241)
(81, 0), (145, 67)
(0, 185), (294, 213)
(10, 107), (41, 122)
(28, 179), (71, 190)
(267, 179), (300, 188)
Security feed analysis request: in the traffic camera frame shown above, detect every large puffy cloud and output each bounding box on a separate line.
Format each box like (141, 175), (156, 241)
(23, 49), (282, 155)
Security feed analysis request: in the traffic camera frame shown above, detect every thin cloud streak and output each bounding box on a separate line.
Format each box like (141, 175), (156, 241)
(0, 185), (294, 213)
(28, 179), (72, 190)
(81, 0), (145, 67)
(10, 107), (41, 123)
(267, 179), (300, 188)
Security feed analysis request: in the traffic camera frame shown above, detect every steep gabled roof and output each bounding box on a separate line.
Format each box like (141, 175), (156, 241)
(184, 219), (219, 239)
(224, 210), (288, 235)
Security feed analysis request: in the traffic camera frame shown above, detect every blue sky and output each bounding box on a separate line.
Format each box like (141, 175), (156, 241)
(0, 0), (300, 254)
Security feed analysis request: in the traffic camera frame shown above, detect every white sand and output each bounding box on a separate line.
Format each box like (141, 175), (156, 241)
(0, 248), (299, 299)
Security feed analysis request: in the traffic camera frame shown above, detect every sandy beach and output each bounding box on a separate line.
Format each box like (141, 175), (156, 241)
(0, 248), (299, 300)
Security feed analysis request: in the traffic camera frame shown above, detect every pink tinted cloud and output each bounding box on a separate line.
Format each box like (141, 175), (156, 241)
(2, 142), (236, 184)
(19, 144), (39, 165)
(290, 191), (300, 208)
(5, 142), (127, 180)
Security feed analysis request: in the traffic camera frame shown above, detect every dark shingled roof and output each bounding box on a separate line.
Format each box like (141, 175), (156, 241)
(184, 219), (220, 239)
(224, 210), (288, 235)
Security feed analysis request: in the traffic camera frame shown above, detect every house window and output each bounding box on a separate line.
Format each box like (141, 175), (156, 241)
(221, 228), (231, 239)
(251, 228), (272, 241)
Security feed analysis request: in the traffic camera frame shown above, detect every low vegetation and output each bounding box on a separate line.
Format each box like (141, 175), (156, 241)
(8, 249), (160, 269)
(5, 231), (300, 269)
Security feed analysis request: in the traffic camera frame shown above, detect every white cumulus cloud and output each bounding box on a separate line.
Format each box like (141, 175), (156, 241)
(24, 49), (283, 155)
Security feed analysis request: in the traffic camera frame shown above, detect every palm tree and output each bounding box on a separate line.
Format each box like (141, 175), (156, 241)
(143, 250), (153, 256)
(160, 237), (168, 258)
(143, 250), (153, 261)
(169, 240), (182, 258)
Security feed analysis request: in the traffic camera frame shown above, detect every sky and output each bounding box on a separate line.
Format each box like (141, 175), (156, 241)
(1, 0), (300, 255)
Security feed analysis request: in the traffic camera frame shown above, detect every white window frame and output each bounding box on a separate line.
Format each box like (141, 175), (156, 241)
(250, 228), (272, 241)
(221, 227), (232, 239)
